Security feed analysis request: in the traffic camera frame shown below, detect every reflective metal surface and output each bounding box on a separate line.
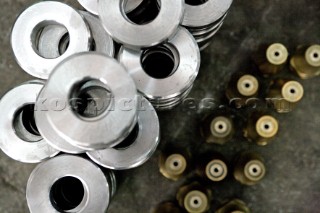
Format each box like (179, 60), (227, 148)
(99, 0), (184, 48)
(11, 1), (91, 79)
(118, 27), (200, 110)
(36, 53), (138, 150)
(38, 11), (115, 58)
(0, 81), (59, 163)
(26, 155), (116, 213)
(87, 97), (160, 170)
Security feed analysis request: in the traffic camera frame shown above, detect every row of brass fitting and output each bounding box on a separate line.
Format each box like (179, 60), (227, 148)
(159, 151), (266, 185)
(226, 73), (304, 113)
(201, 109), (279, 146)
(153, 199), (250, 213)
(254, 43), (320, 79)
(226, 43), (313, 113)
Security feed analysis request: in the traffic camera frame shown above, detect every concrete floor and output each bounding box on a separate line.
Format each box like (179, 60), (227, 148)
(0, 0), (320, 212)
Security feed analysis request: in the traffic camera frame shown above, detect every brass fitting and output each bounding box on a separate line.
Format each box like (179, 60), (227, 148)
(215, 199), (250, 213)
(267, 79), (304, 113)
(196, 153), (228, 182)
(226, 74), (260, 108)
(254, 43), (289, 76)
(233, 152), (266, 186)
(201, 110), (234, 145)
(177, 182), (211, 213)
(159, 151), (189, 181)
(243, 111), (279, 146)
(291, 45), (320, 79)
(153, 202), (182, 213)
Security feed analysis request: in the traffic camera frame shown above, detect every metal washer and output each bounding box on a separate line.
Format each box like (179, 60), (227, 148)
(38, 11), (115, 58)
(99, 0), (184, 48)
(27, 155), (115, 213)
(11, 1), (91, 79)
(39, 52), (138, 150)
(87, 96), (160, 170)
(118, 27), (200, 109)
(0, 81), (59, 163)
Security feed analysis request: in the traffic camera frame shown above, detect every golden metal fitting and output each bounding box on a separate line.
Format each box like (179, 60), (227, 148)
(226, 74), (259, 108)
(244, 112), (279, 146)
(177, 182), (211, 213)
(153, 202), (182, 213)
(160, 152), (188, 181)
(233, 152), (266, 186)
(291, 45), (320, 79)
(201, 111), (234, 145)
(215, 199), (250, 213)
(196, 153), (228, 182)
(267, 79), (304, 113)
(254, 43), (289, 76)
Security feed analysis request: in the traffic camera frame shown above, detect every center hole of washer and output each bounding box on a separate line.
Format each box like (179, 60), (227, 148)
(125, 0), (161, 25)
(50, 176), (85, 212)
(114, 123), (140, 150)
(32, 23), (70, 59)
(13, 104), (42, 142)
(70, 78), (113, 120)
(185, 0), (209, 6)
(274, 51), (280, 57)
(290, 89), (296, 94)
(314, 53), (319, 58)
(264, 124), (270, 130)
(141, 44), (179, 79)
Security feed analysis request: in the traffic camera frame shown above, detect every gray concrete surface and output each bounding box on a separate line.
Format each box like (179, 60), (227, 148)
(0, 0), (320, 212)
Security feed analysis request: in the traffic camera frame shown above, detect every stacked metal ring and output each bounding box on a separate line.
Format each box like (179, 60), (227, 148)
(182, 0), (233, 50)
(87, 96), (160, 170)
(27, 155), (116, 213)
(0, 81), (59, 163)
(118, 27), (200, 110)
(35, 52), (138, 151)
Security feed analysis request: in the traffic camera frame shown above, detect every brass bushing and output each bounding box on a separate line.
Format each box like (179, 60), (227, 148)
(160, 153), (187, 181)
(215, 199), (250, 213)
(233, 152), (266, 186)
(291, 45), (320, 79)
(205, 159), (228, 182)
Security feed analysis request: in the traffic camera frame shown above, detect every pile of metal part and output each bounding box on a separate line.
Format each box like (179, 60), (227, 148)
(155, 43), (320, 213)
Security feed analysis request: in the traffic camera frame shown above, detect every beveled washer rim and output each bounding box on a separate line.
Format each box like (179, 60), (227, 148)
(183, 0), (233, 27)
(78, 0), (144, 15)
(118, 27), (200, 101)
(41, 52), (138, 150)
(35, 85), (87, 154)
(0, 81), (59, 163)
(99, 0), (184, 48)
(26, 155), (111, 212)
(87, 97), (160, 170)
(11, 1), (91, 79)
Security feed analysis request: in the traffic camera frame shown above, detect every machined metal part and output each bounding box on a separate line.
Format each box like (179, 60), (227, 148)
(27, 155), (116, 213)
(216, 199), (250, 213)
(233, 152), (266, 186)
(0, 81), (59, 163)
(118, 27), (200, 110)
(226, 74), (260, 108)
(254, 43), (289, 76)
(243, 112), (279, 146)
(267, 79), (304, 113)
(182, 0), (233, 50)
(35, 52), (138, 150)
(177, 182), (211, 213)
(196, 153), (228, 182)
(78, 0), (144, 16)
(99, 0), (184, 49)
(38, 11), (115, 59)
(87, 97), (160, 170)
(201, 110), (235, 145)
(290, 44), (320, 79)
(11, 1), (91, 79)
(160, 153), (188, 181)
(153, 202), (183, 213)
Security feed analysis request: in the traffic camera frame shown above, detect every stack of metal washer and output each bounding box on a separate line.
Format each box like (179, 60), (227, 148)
(2, 0), (233, 212)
